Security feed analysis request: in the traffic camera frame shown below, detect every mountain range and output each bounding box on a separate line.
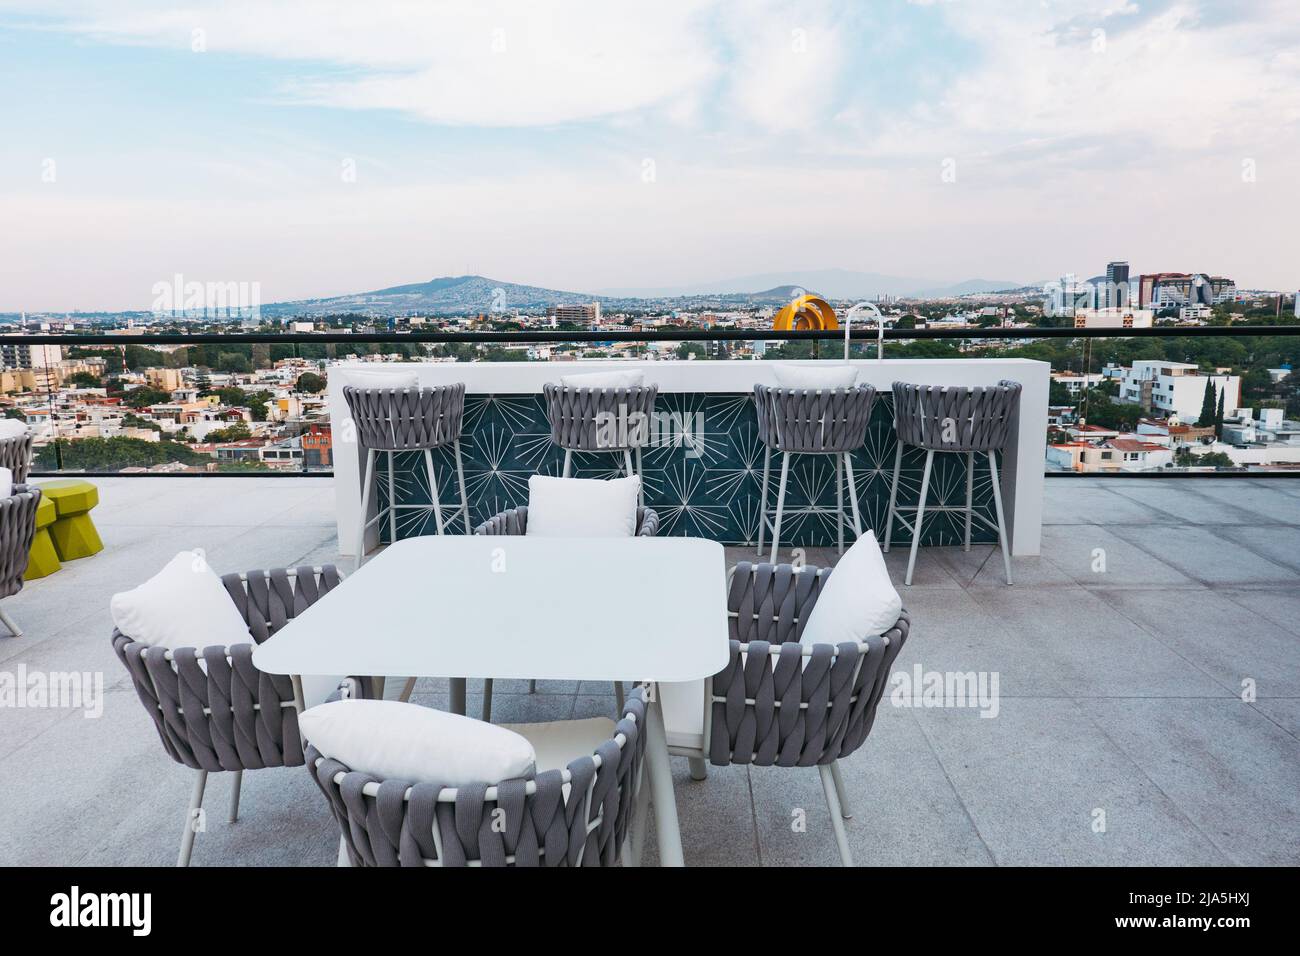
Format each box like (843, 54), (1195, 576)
(260, 270), (1026, 317)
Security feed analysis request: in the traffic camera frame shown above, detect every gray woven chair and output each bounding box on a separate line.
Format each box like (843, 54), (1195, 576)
(884, 380), (1021, 586)
(307, 685), (649, 867)
(343, 384), (470, 570)
(656, 561), (909, 866)
(0, 483), (41, 637)
(111, 564), (353, 865)
(753, 383), (877, 562)
(543, 383), (658, 505)
(471, 503), (660, 712)
(0, 431), (34, 483)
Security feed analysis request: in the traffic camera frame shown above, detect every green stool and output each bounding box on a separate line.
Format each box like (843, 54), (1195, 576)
(24, 494), (61, 580)
(38, 479), (104, 561)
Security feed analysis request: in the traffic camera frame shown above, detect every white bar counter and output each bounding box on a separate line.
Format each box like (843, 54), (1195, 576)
(327, 358), (1049, 556)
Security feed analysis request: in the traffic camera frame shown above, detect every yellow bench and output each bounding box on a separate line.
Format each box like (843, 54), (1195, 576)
(24, 493), (61, 579)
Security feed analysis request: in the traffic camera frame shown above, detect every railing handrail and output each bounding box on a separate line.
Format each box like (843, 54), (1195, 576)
(2, 324), (1299, 347)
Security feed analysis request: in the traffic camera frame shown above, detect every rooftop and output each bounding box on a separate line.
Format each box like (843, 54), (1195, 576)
(2, 475), (1298, 866)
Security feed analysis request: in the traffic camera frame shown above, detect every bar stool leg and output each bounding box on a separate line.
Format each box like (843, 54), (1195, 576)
(756, 446), (772, 556)
(835, 453), (845, 556)
(769, 451), (790, 564)
(424, 449), (445, 535)
(562, 448), (573, 478)
(622, 449), (634, 481)
(989, 450), (1013, 585)
(635, 447), (644, 507)
(905, 449), (934, 586)
(356, 448), (376, 571)
(386, 451), (399, 547)
(883, 442), (903, 553)
(482, 679), (493, 722)
(843, 452), (863, 541)
(964, 451), (975, 552)
(454, 439), (472, 534)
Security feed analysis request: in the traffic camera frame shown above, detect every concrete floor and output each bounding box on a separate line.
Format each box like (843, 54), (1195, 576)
(2, 475), (1298, 866)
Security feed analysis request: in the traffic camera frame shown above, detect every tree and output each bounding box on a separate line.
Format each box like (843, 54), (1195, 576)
(1215, 388), (1225, 438)
(1198, 377), (1216, 425)
(122, 386), (173, 409)
(205, 423), (252, 442)
(34, 437), (207, 471)
(1048, 380), (1073, 406)
(296, 372), (326, 394)
(65, 371), (103, 389)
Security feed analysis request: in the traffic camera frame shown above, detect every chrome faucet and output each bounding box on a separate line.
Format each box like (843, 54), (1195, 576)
(843, 301), (893, 360)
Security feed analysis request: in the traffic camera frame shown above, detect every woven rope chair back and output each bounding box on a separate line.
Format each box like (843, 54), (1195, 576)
(0, 433), (34, 483)
(308, 688), (649, 867)
(890, 380), (1021, 452)
(110, 566), (342, 772)
(710, 562), (910, 767)
(343, 384), (465, 451)
(473, 504), (659, 537)
(753, 384), (877, 453)
(0, 487), (40, 599)
(542, 384), (659, 452)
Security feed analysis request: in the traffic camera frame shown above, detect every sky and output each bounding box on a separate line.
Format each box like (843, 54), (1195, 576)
(1, 0), (1298, 311)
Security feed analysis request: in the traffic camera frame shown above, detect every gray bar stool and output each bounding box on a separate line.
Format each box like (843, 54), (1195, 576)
(884, 380), (1021, 586)
(542, 383), (658, 503)
(344, 384), (471, 569)
(753, 383), (877, 562)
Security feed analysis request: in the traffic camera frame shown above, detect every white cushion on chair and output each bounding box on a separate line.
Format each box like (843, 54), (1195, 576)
(502, 716), (617, 772)
(798, 532), (903, 648)
(0, 466), (12, 498)
(559, 369), (644, 389)
(772, 364), (858, 389)
(301, 698), (537, 785)
(0, 419), (28, 440)
(659, 680), (706, 751)
(109, 551), (254, 651)
(526, 475), (640, 537)
(339, 367), (419, 389)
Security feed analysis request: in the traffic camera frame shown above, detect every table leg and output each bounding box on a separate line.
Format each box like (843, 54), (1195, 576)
(643, 693), (685, 867)
(450, 677), (467, 716)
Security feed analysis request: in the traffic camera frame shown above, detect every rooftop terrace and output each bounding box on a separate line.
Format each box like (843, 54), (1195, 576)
(3, 475), (1298, 866)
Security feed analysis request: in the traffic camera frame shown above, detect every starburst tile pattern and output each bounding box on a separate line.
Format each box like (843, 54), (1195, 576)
(375, 392), (999, 546)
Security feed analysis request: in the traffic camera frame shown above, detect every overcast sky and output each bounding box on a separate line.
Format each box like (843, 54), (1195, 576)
(2, 0), (1298, 311)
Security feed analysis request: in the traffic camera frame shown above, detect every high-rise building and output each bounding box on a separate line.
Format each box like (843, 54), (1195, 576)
(547, 302), (602, 325)
(0, 340), (62, 370)
(1138, 273), (1235, 309)
(1105, 261), (1130, 308)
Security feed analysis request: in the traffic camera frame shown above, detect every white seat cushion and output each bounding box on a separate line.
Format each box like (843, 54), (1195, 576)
(502, 717), (617, 772)
(772, 364), (858, 389)
(559, 369), (644, 389)
(526, 475), (639, 537)
(798, 532), (902, 648)
(301, 699), (537, 786)
(110, 551), (254, 651)
(340, 367), (419, 389)
(0, 466), (12, 498)
(659, 680), (706, 751)
(0, 419), (28, 440)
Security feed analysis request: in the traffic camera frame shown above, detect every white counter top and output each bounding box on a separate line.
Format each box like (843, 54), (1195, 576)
(327, 357), (1046, 394)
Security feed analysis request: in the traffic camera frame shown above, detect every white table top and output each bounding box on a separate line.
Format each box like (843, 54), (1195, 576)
(251, 536), (730, 682)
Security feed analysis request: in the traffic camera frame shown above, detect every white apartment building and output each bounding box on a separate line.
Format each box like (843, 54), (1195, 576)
(1117, 361), (1240, 425)
(1052, 372), (1105, 395)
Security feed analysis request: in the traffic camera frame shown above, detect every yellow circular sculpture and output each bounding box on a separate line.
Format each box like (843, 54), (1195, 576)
(773, 295), (838, 331)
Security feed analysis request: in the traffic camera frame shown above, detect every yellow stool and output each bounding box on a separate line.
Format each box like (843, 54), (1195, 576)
(24, 494), (61, 580)
(37, 479), (104, 561)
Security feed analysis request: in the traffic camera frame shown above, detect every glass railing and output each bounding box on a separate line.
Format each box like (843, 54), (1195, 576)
(4, 324), (1297, 477)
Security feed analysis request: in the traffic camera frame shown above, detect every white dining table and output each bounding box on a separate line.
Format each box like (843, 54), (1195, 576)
(252, 534), (730, 867)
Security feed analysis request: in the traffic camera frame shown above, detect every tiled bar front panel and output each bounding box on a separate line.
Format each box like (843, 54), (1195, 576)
(376, 391), (999, 547)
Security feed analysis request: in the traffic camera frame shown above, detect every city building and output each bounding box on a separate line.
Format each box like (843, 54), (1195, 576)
(0, 340), (62, 370)
(1116, 361), (1240, 424)
(547, 302), (602, 325)
(1137, 273), (1235, 309)
(1104, 261), (1130, 307)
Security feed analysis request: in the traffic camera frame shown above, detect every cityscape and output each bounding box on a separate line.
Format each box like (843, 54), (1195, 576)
(3, 261), (1297, 476)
